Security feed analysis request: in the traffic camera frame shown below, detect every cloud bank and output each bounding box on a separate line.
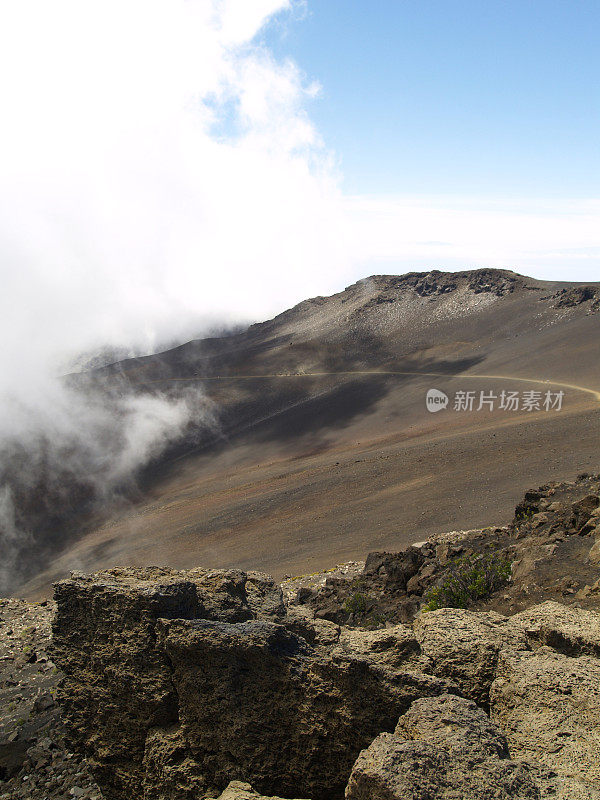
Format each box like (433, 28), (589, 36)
(0, 0), (348, 371)
(0, 0), (349, 592)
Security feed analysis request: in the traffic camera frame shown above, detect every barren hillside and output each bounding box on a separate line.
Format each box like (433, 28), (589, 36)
(14, 268), (600, 597)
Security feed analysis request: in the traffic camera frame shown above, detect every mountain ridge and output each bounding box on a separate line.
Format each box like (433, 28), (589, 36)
(91, 267), (600, 378)
(6, 267), (600, 598)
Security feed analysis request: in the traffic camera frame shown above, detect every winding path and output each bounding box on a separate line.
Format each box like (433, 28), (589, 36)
(141, 369), (600, 403)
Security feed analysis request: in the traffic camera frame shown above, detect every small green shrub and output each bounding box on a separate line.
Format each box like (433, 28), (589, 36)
(344, 591), (368, 615)
(423, 552), (512, 612)
(514, 507), (535, 524)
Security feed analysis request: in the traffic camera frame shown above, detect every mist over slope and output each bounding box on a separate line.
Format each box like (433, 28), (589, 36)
(0, 0), (350, 596)
(0, 378), (216, 594)
(11, 267), (600, 598)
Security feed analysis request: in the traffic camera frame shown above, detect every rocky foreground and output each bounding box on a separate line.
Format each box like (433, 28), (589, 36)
(1, 473), (600, 799)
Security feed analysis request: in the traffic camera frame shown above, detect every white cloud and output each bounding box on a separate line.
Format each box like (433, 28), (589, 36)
(344, 195), (600, 282)
(0, 0), (350, 592)
(0, 0), (347, 386)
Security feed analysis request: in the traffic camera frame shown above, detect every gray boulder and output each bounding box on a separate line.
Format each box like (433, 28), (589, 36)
(52, 566), (456, 800)
(491, 646), (600, 799)
(51, 566), (284, 800)
(413, 607), (527, 705)
(208, 782), (307, 800)
(345, 694), (540, 799)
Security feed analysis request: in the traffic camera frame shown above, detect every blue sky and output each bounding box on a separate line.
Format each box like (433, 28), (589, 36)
(263, 1), (599, 198)
(1, 0), (598, 376)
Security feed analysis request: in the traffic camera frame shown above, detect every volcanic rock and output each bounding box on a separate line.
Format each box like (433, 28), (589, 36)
(345, 694), (540, 800)
(52, 567), (456, 800)
(413, 607), (527, 705)
(207, 782), (307, 800)
(491, 647), (600, 799)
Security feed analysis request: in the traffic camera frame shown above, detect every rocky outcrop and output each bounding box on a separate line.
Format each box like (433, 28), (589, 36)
(296, 547), (426, 627)
(51, 567), (285, 800)
(289, 474), (600, 625)
(491, 647), (600, 799)
(511, 601), (600, 657)
(368, 268), (520, 299)
(553, 285), (599, 310)
(413, 607), (527, 706)
(207, 782), (307, 800)
(346, 694), (540, 799)
(52, 567), (456, 800)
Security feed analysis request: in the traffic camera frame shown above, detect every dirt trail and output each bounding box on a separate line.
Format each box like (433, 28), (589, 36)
(144, 370), (600, 403)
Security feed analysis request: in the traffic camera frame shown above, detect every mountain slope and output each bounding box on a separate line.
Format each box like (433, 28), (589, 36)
(17, 268), (600, 597)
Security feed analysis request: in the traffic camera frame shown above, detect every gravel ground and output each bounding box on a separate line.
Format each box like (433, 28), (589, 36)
(0, 598), (102, 800)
